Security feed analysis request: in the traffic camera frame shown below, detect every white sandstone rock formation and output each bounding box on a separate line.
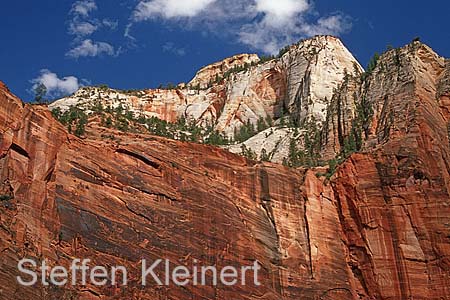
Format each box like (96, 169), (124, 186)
(49, 36), (363, 163)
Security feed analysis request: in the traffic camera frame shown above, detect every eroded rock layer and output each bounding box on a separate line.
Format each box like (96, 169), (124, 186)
(1, 39), (450, 300)
(327, 41), (450, 299)
(49, 36), (361, 139)
(1, 82), (364, 299)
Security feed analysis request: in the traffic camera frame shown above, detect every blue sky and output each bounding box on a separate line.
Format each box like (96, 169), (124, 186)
(0, 0), (449, 101)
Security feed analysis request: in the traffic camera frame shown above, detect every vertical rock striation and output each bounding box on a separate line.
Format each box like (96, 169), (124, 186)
(1, 82), (368, 299)
(329, 41), (450, 299)
(1, 38), (450, 299)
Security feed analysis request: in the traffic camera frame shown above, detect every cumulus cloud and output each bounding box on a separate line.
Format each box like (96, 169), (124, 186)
(133, 0), (216, 20)
(238, 0), (350, 54)
(129, 0), (352, 54)
(31, 70), (81, 97)
(255, 0), (310, 24)
(66, 39), (116, 58)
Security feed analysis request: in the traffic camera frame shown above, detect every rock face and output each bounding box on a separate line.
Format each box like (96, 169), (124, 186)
(1, 38), (450, 300)
(321, 71), (362, 160)
(326, 41), (450, 299)
(49, 36), (361, 142)
(280, 36), (363, 124)
(0, 83), (364, 299)
(189, 53), (260, 89)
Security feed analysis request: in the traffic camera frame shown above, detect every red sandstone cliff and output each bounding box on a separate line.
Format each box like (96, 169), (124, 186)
(0, 81), (363, 299)
(1, 40), (450, 299)
(329, 42), (450, 299)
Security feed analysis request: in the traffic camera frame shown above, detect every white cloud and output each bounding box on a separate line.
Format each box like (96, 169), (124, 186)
(66, 0), (120, 57)
(129, 0), (352, 54)
(66, 39), (116, 58)
(31, 70), (81, 97)
(255, 0), (309, 23)
(69, 21), (98, 36)
(68, 20), (118, 37)
(305, 14), (352, 35)
(68, 0), (99, 38)
(238, 0), (351, 53)
(239, 3), (350, 53)
(71, 0), (97, 17)
(133, 0), (216, 20)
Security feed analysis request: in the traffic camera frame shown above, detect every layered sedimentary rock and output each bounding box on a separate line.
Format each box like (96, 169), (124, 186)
(1, 38), (450, 300)
(189, 53), (260, 89)
(280, 35), (363, 124)
(0, 82), (366, 299)
(50, 36), (361, 140)
(326, 41), (450, 299)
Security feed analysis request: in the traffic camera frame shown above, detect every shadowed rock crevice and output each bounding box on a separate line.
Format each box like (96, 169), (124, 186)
(9, 143), (30, 159)
(116, 148), (162, 170)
